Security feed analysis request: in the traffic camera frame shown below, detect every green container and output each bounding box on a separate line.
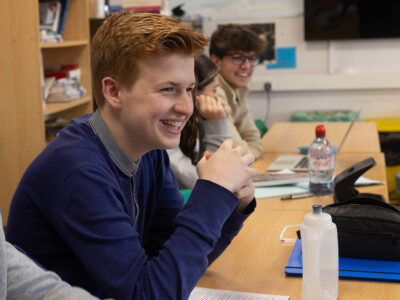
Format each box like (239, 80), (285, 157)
(291, 110), (358, 122)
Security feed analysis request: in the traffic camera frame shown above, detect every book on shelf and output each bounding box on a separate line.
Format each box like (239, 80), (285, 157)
(39, 0), (70, 36)
(44, 67), (85, 103)
(122, 0), (162, 7)
(39, 1), (62, 32)
(49, 77), (79, 93)
(44, 76), (57, 100)
(40, 30), (63, 43)
(45, 64), (81, 81)
(46, 84), (86, 103)
(45, 117), (69, 142)
(122, 0), (162, 12)
(126, 6), (161, 13)
(57, 0), (71, 34)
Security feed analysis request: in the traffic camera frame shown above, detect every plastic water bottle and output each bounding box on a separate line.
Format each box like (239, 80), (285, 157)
(300, 204), (338, 300)
(308, 125), (334, 196)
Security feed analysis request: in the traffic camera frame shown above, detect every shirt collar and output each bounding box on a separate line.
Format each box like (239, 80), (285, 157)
(89, 110), (139, 177)
(217, 74), (250, 103)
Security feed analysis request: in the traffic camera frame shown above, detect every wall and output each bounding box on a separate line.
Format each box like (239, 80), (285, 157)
(195, 1), (400, 128)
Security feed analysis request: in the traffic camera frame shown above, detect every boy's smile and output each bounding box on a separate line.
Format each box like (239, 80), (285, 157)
(213, 51), (256, 89)
(109, 53), (196, 160)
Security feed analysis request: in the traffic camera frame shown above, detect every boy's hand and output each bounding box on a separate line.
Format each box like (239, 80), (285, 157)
(234, 182), (255, 213)
(196, 140), (258, 208)
(195, 95), (227, 120)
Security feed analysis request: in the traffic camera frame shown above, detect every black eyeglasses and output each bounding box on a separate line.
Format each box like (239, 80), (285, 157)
(224, 53), (260, 66)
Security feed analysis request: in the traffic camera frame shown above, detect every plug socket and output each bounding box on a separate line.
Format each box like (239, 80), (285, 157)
(264, 82), (272, 92)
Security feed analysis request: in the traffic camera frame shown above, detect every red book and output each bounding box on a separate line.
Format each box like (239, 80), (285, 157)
(44, 64), (79, 79)
(126, 6), (161, 13)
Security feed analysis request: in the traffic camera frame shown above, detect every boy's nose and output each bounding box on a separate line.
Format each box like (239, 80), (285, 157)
(175, 93), (193, 115)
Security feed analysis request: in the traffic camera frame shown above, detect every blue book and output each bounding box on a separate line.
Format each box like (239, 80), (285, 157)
(57, 0), (70, 34)
(285, 239), (400, 281)
(39, 0), (69, 34)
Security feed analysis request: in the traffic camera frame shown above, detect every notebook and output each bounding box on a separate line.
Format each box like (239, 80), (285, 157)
(266, 110), (360, 172)
(285, 239), (400, 281)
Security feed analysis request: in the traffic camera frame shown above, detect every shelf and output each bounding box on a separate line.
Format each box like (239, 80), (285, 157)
(43, 96), (92, 115)
(40, 39), (89, 49)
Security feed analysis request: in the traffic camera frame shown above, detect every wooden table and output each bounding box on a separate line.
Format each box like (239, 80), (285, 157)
(262, 122), (381, 153)
(197, 152), (395, 299)
(198, 203), (400, 299)
(252, 152), (389, 210)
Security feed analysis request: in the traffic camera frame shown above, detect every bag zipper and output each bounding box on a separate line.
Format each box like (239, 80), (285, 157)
(339, 229), (400, 240)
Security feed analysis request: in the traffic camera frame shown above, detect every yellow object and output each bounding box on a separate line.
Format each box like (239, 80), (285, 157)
(366, 117), (400, 203)
(386, 165), (400, 204)
(365, 117), (400, 132)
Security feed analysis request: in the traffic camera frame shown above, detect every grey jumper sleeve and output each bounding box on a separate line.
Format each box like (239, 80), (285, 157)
(1, 213), (101, 300)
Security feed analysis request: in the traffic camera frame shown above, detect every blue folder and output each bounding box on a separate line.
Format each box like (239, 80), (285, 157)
(285, 239), (400, 281)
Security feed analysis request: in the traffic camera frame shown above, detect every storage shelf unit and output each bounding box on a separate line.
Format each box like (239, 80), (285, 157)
(1, 0), (93, 224)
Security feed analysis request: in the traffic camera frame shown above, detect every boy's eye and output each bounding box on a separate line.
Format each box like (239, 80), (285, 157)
(186, 87), (194, 93)
(162, 87), (174, 93)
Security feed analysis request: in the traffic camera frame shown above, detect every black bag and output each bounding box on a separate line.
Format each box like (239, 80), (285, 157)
(323, 197), (400, 261)
(322, 157), (400, 261)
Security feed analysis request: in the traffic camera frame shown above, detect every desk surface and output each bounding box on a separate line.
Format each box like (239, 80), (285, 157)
(197, 152), (394, 299)
(253, 152), (389, 209)
(262, 122), (381, 153)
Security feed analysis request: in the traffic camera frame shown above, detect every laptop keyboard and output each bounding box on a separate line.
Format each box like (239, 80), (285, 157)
(294, 157), (309, 169)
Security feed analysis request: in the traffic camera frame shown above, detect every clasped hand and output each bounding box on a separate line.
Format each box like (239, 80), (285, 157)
(196, 139), (258, 213)
(195, 94), (227, 120)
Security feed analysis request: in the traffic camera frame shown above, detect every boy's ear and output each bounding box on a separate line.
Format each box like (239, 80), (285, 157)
(211, 54), (221, 67)
(102, 77), (122, 109)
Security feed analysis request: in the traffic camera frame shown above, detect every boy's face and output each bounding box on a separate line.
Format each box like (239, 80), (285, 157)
(212, 51), (256, 90)
(118, 54), (195, 155)
(197, 76), (219, 100)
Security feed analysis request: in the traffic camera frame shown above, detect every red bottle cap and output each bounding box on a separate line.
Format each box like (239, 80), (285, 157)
(315, 125), (326, 137)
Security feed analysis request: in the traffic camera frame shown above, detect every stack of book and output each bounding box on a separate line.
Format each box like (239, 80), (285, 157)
(43, 64), (86, 103)
(46, 78), (86, 103)
(45, 117), (69, 142)
(39, 0), (70, 43)
(122, 0), (162, 13)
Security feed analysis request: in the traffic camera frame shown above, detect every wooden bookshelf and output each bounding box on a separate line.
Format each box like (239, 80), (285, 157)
(40, 40), (89, 48)
(0, 0), (93, 224)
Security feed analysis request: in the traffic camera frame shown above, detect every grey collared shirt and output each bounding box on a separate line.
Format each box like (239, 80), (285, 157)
(89, 110), (139, 220)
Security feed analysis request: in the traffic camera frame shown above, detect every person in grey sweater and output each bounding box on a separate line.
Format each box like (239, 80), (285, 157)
(1, 213), (101, 300)
(167, 54), (231, 189)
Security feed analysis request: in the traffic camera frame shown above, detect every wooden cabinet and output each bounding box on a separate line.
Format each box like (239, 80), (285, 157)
(0, 0), (93, 224)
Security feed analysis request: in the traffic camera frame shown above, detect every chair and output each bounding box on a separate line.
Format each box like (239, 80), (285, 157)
(255, 119), (268, 137)
(180, 189), (192, 204)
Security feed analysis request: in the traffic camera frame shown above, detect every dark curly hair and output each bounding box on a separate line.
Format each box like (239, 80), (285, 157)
(179, 54), (218, 162)
(209, 24), (266, 58)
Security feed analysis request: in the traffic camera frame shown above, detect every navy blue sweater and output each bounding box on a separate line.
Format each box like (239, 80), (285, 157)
(6, 113), (255, 300)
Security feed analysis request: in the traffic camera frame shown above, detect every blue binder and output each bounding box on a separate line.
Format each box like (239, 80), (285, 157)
(285, 239), (400, 281)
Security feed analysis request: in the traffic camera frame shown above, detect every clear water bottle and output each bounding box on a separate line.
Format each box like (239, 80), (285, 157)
(300, 204), (338, 300)
(308, 125), (334, 196)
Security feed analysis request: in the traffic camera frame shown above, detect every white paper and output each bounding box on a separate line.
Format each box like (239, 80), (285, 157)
(189, 287), (290, 300)
(254, 167), (384, 200)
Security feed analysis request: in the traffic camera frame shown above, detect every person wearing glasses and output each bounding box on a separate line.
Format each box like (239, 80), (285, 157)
(210, 24), (266, 159)
(167, 54), (231, 189)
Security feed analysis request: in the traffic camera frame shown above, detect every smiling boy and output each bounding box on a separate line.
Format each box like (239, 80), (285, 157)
(6, 11), (258, 300)
(210, 24), (267, 158)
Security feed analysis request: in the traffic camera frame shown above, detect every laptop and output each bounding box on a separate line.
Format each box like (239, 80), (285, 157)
(266, 110), (361, 172)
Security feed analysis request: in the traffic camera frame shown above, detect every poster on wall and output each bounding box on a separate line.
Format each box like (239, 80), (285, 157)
(247, 23), (276, 63)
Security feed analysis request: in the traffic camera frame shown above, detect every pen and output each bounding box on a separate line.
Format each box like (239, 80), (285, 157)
(281, 192), (314, 200)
